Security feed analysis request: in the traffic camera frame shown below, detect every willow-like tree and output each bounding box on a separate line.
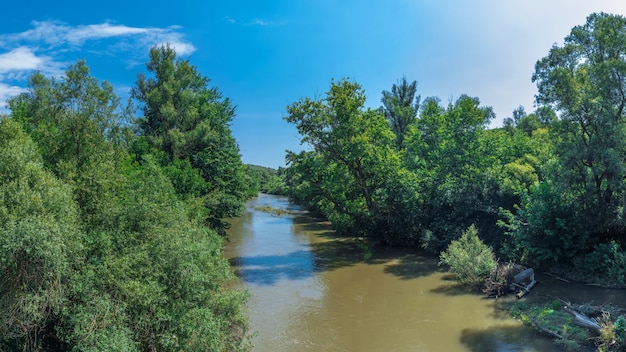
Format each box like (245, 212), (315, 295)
(285, 78), (400, 238)
(8, 61), (129, 228)
(132, 45), (248, 232)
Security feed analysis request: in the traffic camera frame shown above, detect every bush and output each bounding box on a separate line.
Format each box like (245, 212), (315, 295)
(439, 224), (497, 287)
(573, 241), (626, 287)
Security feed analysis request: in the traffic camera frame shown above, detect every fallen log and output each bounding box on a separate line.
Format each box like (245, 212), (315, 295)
(515, 278), (537, 298)
(510, 268), (536, 298)
(513, 268), (534, 283)
(563, 306), (601, 334)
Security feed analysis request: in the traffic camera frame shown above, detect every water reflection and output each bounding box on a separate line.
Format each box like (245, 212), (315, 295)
(230, 250), (315, 285)
(225, 194), (563, 352)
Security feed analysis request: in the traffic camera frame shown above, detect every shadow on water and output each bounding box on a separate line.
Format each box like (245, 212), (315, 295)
(294, 214), (445, 280)
(460, 325), (565, 352)
(229, 250), (314, 285)
(378, 249), (444, 279)
(292, 215), (336, 237)
(430, 282), (473, 296)
(229, 216), (443, 285)
(229, 238), (364, 285)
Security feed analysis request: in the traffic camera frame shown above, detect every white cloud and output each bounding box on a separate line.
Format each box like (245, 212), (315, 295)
(65, 23), (151, 44)
(0, 83), (25, 111)
(224, 16), (274, 27)
(0, 18), (197, 113)
(0, 20), (195, 55)
(158, 41), (196, 56)
(252, 19), (271, 26)
(0, 20), (196, 108)
(4, 20), (70, 46)
(0, 47), (44, 73)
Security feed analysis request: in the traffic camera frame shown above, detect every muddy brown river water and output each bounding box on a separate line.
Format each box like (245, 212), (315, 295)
(225, 194), (625, 352)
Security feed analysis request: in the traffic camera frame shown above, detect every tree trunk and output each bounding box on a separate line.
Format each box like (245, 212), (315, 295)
(509, 268), (537, 298)
(563, 306), (602, 334)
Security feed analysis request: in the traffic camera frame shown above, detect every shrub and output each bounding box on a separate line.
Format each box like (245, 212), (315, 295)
(573, 241), (626, 286)
(439, 224), (497, 287)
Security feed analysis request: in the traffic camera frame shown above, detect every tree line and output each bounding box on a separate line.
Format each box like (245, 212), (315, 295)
(1, 46), (252, 351)
(3, 11), (626, 351)
(283, 12), (626, 286)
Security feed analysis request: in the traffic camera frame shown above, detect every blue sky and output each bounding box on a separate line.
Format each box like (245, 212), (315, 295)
(1, 0), (625, 168)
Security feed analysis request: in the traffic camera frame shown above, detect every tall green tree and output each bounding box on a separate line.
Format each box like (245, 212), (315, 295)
(532, 12), (626, 245)
(8, 61), (129, 228)
(132, 45), (248, 232)
(381, 77), (421, 150)
(403, 95), (498, 250)
(285, 78), (400, 239)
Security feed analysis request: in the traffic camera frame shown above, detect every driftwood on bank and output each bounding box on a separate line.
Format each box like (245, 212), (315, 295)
(510, 268), (537, 298)
(563, 305), (602, 334)
(484, 263), (538, 298)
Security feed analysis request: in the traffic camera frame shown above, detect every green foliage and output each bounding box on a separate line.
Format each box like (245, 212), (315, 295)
(380, 77), (421, 150)
(404, 95), (501, 252)
(376, 168), (423, 246)
(0, 118), (83, 350)
(1, 53), (251, 350)
(132, 45), (249, 233)
(245, 164), (287, 195)
(533, 12), (626, 245)
(598, 313), (626, 352)
(573, 241), (626, 286)
(284, 78), (400, 239)
(438, 225), (496, 287)
(616, 316), (626, 348)
(500, 181), (589, 265)
(8, 61), (130, 229)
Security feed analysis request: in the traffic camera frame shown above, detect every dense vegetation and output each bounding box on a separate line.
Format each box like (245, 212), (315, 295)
(3, 10), (626, 352)
(244, 164), (287, 196)
(284, 13), (626, 285)
(1, 46), (251, 351)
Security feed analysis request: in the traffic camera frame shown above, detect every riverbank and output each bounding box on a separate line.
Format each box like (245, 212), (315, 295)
(474, 264), (626, 352)
(226, 194), (568, 351)
(502, 298), (626, 352)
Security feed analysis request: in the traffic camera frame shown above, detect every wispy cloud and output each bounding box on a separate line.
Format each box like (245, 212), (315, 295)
(251, 19), (271, 26)
(66, 23), (151, 44)
(223, 16), (275, 27)
(0, 20), (196, 108)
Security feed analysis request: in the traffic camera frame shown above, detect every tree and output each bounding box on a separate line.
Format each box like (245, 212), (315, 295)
(532, 12), (626, 245)
(285, 78), (400, 239)
(0, 118), (83, 351)
(8, 61), (129, 228)
(132, 45), (248, 232)
(3, 56), (252, 350)
(381, 77), (421, 150)
(403, 95), (498, 251)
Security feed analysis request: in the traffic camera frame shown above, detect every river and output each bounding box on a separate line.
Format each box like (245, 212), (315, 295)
(224, 194), (624, 352)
